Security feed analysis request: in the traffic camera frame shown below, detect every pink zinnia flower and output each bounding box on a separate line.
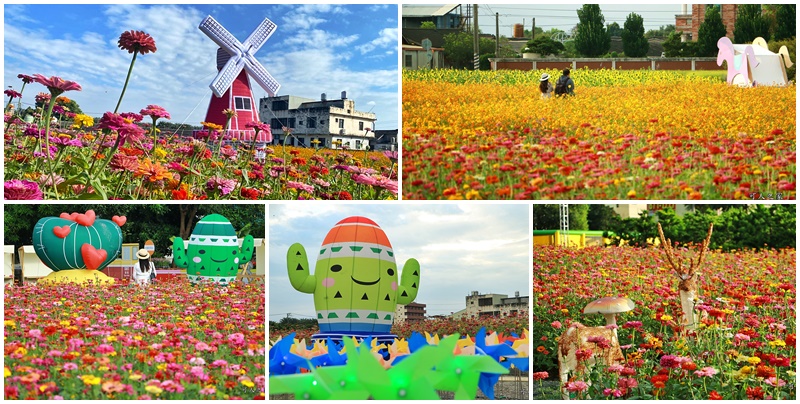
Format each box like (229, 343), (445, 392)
(551, 320), (562, 329)
(195, 341), (211, 351)
(118, 30), (157, 54)
(374, 176), (398, 195)
(62, 363), (78, 371)
(606, 364), (625, 373)
(32, 74), (82, 96)
(532, 371), (549, 380)
(382, 150), (398, 161)
(352, 173), (378, 186)
(206, 176), (238, 195)
(4, 89), (22, 99)
(765, 377), (786, 387)
(140, 105), (170, 120)
(660, 354), (680, 369)
(4, 179), (44, 200)
(286, 181), (314, 193)
(694, 366), (718, 377)
(227, 333), (245, 346)
(95, 344), (115, 354)
(566, 381), (589, 393)
(18, 74), (35, 84)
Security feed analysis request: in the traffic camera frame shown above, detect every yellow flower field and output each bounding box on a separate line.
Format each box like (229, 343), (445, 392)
(402, 69), (795, 200)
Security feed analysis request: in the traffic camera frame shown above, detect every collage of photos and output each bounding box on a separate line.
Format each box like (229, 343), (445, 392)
(3, 2), (796, 402)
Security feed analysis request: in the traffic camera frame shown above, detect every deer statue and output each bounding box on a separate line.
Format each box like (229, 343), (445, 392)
(657, 222), (713, 331)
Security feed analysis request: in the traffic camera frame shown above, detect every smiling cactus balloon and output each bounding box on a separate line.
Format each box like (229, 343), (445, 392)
(287, 216), (420, 337)
(172, 214), (254, 285)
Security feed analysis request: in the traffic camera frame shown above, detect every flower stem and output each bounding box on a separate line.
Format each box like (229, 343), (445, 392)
(115, 52), (138, 113)
(42, 96), (60, 199)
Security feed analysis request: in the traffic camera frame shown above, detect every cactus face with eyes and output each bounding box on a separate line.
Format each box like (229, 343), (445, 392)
(173, 214), (254, 285)
(287, 216), (420, 334)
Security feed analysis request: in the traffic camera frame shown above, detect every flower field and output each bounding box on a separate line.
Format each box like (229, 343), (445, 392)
(3, 279), (265, 399)
(533, 245), (796, 399)
(402, 69), (796, 200)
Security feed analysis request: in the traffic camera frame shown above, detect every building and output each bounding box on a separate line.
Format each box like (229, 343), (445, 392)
(402, 4), (465, 29)
(611, 204), (695, 219)
(394, 302), (426, 323)
(402, 43), (446, 70)
(372, 129), (398, 151)
(258, 92), (377, 150)
(452, 291), (529, 319)
(675, 4), (739, 42)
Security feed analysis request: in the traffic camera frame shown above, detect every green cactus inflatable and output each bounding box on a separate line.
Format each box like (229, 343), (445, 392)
(287, 216), (420, 335)
(32, 210), (123, 271)
(172, 214), (254, 285)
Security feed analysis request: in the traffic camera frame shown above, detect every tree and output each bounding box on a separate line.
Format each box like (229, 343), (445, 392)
(606, 22), (622, 37)
(524, 36), (565, 56)
(774, 4), (796, 41)
(621, 12), (649, 57)
(645, 24), (676, 39)
(532, 205), (588, 231)
(523, 27), (545, 38)
(587, 205), (618, 231)
(420, 21), (436, 29)
(574, 4), (611, 57)
(663, 30), (699, 57)
(734, 4), (772, 44)
(442, 32), (494, 69)
(697, 6), (728, 57)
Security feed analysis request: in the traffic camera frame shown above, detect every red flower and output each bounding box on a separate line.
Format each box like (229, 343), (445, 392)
(334, 191), (353, 200)
(708, 390), (723, 400)
(118, 30), (157, 54)
(32, 74), (82, 96)
(17, 73), (34, 84)
(746, 386), (764, 400)
(4, 89), (22, 99)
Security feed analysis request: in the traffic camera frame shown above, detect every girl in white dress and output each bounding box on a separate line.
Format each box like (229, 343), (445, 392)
(132, 249), (156, 286)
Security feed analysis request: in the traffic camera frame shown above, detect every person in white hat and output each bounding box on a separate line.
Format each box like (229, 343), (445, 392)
(539, 73), (554, 99)
(132, 249), (157, 287)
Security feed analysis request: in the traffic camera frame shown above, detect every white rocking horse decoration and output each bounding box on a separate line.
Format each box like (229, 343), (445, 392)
(717, 36), (794, 87)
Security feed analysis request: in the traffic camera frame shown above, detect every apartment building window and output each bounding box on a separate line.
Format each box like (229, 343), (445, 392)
(338, 118), (344, 129)
(307, 117), (316, 128)
(405, 54), (413, 68)
(355, 140), (362, 149)
(359, 121), (364, 131)
(272, 100), (288, 110)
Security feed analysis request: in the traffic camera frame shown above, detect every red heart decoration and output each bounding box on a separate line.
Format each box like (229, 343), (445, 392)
(60, 212), (80, 222)
(52, 225), (71, 239)
(80, 244), (107, 270)
(75, 210), (97, 227)
(112, 215), (127, 227)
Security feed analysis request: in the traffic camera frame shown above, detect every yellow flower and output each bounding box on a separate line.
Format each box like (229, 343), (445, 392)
(81, 375), (101, 385)
(747, 356), (761, 365)
(133, 336), (142, 341)
(740, 365), (752, 375)
(661, 315), (673, 321)
(241, 379), (255, 388)
(106, 336), (117, 342)
(768, 339), (786, 347)
(14, 347), (28, 356)
(626, 189), (637, 198)
(129, 374), (143, 381)
(560, 308), (569, 314)
(4, 367), (10, 378)
(154, 148), (167, 159)
(72, 114), (94, 128)
(145, 385), (163, 395)
(3, 320), (15, 329)
(156, 364), (167, 371)
(59, 320), (71, 327)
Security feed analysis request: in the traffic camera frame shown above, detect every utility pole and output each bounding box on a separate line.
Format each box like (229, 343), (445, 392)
(473, 4), (479, 70)
(532, 18), (536, 40)
(495, 12), (500, 55)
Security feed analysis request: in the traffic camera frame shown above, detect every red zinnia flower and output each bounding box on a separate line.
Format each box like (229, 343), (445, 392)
(17, 73), (35, 84)
(746, 386), (764, 400)
(32, 74), (82, 96)
(118, 30), (157, 54)
(4, 89), (22, 99)
(709, 391), (723, 400)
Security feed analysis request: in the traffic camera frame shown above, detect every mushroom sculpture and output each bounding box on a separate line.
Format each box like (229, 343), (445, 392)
(557, 297), (633, 399)
(583, 296), (635, 336)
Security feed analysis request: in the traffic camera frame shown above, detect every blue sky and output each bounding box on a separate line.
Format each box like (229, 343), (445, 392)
(268, 203), (530, 319)
(4, 4), (399, 129)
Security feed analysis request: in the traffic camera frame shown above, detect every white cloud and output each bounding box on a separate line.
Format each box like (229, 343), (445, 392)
(356, 28), (398, 55)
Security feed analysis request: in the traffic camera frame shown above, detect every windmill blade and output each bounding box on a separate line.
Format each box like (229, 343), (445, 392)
(244, 59), (280, 97)
(210, 57), (246, 98)
(199, 15), (244, 56)
(242, 17), (277, 52)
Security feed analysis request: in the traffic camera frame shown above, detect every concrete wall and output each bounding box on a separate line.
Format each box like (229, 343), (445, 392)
(490, 57), (725, 72)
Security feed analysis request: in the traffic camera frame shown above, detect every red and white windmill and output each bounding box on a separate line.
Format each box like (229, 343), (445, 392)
(199, 15), (280, 140)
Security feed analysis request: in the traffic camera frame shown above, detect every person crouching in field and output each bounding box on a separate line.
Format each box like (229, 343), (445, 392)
(132, 249), (157, 287)
(554, 69), (575, 97)
(539, 73), (554, 99)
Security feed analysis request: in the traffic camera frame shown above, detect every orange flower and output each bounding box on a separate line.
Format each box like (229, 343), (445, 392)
(135, 158), (170, 182)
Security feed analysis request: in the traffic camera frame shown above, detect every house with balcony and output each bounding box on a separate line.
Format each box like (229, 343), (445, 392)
(258, 92), (377, 150)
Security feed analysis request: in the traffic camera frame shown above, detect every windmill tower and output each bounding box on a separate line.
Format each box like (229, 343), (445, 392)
(199, 15), (280, 140)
